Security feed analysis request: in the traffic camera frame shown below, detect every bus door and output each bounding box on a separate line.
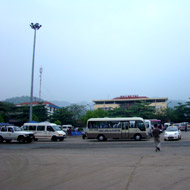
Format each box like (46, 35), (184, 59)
(121, 122), (129, 139)
(128, 121), (137, 139)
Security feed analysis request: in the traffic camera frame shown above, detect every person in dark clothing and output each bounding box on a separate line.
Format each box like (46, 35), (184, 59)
(185, 124), (187, 132)
(152, 123), (161, 152)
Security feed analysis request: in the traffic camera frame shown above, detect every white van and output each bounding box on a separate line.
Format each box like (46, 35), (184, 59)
(144, 120), (153, 137)
(60, 125), (73, 132)
(21, 122), (66, 141)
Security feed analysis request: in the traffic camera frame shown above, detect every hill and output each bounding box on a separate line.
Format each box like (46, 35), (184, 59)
(3, 96), (93, 109)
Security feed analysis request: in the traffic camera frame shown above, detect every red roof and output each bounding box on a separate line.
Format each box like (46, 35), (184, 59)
(16, 101), (57, 107)
(114, 95), (148, 99)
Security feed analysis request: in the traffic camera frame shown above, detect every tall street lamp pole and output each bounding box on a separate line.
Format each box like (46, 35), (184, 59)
(29, 23), (42, 121)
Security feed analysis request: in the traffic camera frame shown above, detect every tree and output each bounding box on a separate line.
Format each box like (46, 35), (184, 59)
(54, 120), (61, 125)
(108, 108), (128, 117)
(50, 107), (74, 125)
(33, 103), (48, 122)
(0, 102), (16, 122)
(173, 103), (186, 123)
(82, 108), (109, 124)
(0, 114), (4, 122)
(126, 101), (155, 118)
(67, 104), (87, 120)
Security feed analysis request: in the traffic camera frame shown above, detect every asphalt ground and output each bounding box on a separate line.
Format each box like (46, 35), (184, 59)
(0, 132), (190, 190)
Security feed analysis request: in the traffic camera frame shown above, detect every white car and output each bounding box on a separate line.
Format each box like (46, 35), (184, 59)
(0, 126), (35, 143)
(164, 126), (182, 141)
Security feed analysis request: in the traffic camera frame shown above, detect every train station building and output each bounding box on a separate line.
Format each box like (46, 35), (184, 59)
(93, 95), (168, 111)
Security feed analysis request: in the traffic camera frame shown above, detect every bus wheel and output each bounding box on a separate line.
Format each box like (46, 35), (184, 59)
(98, 135), (105, 141)
(134, 134), (141, 141)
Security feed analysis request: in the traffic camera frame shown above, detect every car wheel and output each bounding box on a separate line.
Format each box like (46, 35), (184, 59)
(0, 136), (4, 143)
(18, 136), (25, 143)
(51, 136), (57, 141)
(59, 138), (64, 141)
(134, 134), (142, 141)
(98, 135), (105, 141)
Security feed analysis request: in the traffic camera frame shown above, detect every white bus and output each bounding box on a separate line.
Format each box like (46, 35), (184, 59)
(86, 117), (148, 141)
(22, 122), (66, 141)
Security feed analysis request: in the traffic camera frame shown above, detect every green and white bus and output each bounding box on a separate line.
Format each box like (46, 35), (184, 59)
(86, 117), (148, 141)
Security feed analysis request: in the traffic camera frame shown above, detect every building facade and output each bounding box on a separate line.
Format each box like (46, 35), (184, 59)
(93, 95), (168, 111)
(16, 101), (60, 116)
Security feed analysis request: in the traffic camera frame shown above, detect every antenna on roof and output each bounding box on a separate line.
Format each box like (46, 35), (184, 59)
(39, 66), (43, 100)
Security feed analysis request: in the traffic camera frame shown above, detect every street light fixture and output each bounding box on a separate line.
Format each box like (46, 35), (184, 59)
(29, 23), (42, 121)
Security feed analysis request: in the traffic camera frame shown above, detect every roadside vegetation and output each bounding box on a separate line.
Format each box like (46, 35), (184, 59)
(1, 100), (190, 127)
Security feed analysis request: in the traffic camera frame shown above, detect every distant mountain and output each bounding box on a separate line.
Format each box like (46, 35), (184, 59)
(168, 100), (187, 108)
(51, 100), (94, 109)
(3, 96), (43, 104)
(50, 100), (72, 107)
(3, 96), (94, 109)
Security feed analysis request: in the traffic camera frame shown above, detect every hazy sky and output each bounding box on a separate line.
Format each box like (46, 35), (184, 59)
(1, 0), (190, 103)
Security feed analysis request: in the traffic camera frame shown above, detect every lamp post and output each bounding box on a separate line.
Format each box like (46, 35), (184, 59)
(29, 23), (42, 121)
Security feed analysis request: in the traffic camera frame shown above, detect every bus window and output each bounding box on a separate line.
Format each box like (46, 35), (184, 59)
(136, 120), (146, 131)
(125, 122), (129, 130)
(129, 121), (135, 128)
(88, 122), (98, 129)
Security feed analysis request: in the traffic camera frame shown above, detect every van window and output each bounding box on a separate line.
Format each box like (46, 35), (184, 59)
(37, 126), (45, 131)
(29, 125), (36, 131)
(1, 127), (7, 132)
(23, 126), (29, 130)
(8, 127), (13, 132)
(47, 126), (54, 132)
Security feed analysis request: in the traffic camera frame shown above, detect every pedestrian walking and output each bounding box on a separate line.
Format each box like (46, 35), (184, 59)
(152, 123), (161, 152)
(185, 124), (187, 132)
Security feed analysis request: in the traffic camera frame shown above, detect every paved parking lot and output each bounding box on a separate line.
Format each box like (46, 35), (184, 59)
(0, 132), (190, 190)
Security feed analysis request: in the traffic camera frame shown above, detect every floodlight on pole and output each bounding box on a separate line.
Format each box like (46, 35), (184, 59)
(29, 23), (42, 122)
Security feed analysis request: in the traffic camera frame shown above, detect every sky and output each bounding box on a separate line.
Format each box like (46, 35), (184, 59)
(1, 0), (190, 103)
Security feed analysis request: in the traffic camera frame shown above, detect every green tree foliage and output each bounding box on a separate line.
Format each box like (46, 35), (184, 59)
(108, 108), (128, 117)
(0, 102), (16, 122)
(0, 114), (4, 122)
(54, 120), (61, 125)
(33, 103), (48, 122)
(126, 101), (155, 118)
(50, 107), (74, 125)
(82, 108), (109, 124)
(67, 104), (87, 120)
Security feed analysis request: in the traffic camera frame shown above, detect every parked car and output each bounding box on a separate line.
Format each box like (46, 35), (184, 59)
(173, 123), (188, 131)
(0, 126), (35, 143)
(164, 126), (182, 141)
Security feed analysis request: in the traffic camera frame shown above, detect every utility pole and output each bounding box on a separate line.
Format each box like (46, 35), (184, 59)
(39, 67), (43, 100)
(29, 23), (42, 121)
